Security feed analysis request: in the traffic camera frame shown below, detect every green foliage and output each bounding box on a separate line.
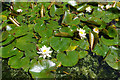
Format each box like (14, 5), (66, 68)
(57, 51), (79, 66)
(1, 2), (120, 79)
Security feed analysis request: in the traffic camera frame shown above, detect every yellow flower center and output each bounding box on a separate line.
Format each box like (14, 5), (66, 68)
(95, 28), (98, 31)
(80, 31), (83, 34)
(43, 50), (46, 52)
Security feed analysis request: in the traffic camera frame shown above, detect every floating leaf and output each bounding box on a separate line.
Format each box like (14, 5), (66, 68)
(78, 51), (88, 59)
(55, 8), (64, 15)
(57, 51), (79, 66)
(68, 18), (80, 25)
(20, 57), (30, 72)
(107, 26), (117, 37)
(77, 39), (89, 50)
(2, 34), (15, 46)
(66, 41), (78, 51)
(62, 10), (72, 24)
(1, 31), (8, 42)
(59, 27), (74, 36)
(93, 40), (109, 57)
(50, 5), (57, 17)
(8, 50), (23, 69)
(2, 42), (15, 58)
(83, 25), (91, 33)
(101, 36), (118, 46)
(55, 32), (71, 37)
(10, 26), (29, 37)
(105, 46), (119, 70)
(15, 34), (37, 58)
(50, 37), (71, 51)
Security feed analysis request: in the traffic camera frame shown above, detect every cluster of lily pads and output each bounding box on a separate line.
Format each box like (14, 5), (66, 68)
(1, 1), (120, 78)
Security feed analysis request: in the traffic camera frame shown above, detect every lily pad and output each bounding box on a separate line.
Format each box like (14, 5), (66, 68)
(93, 40), (109, 57)
(105, 46), (119, 70)
(62, 10), (72, 24)
(50, 37), (72, 51)
(57, 51), (79, 66)
(101, 36), (118, 46)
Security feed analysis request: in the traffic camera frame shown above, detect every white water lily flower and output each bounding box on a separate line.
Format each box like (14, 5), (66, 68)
(106, 4), (112, 9)
(48, 60), (56, 67)
(93, 28), (99, 33)
(77, 28), (86, 39)
(17, 9), (23, 12)
(37, 45), (52, 59)
(68, 1), (77, 6)
(6, 25), (12, 31)
(30, 65), (44, 73)
(86, 6), (92, 13)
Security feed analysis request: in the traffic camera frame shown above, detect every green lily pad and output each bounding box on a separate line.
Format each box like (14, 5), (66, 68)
(62, 10), (72, 24)
(10, 26), (29, 37)
(50, 37), (72, 51)
(77, 39), (89, 50)
(93, 40), (109, 57)
(105, 46), (119, 70)
(78, 51), (88, 59)
(8, 50), (23, 69)
(101, 36), (118, 46)
(59, 27), (74, 36)
(2, 34), (15, 46)
(1, 31), (8, 42)
(57, 51), (79, 66)
(50, 5), (56, 17)
(2, 42), (15, 58)
(107, 26), (117, 37)
(15, 33), (37, 58)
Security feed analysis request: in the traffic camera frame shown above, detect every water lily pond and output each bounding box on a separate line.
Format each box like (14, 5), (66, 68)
(1, 1), (120, 79)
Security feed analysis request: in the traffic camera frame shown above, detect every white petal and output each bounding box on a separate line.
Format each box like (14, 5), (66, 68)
(43, 55), (46, 59)
(48, 60), (56, 68)
(6, 25), (12, 31)
(46, 54), (51, 57)
(37, 52), (42, 54)
(39, 55), (43, 58)
(48, 51), (52, 53)
(17, 9), (23, 12)
(86, 6), (92, 12)
(29, 65), (44, 73)
(68, 1), (77, 6)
